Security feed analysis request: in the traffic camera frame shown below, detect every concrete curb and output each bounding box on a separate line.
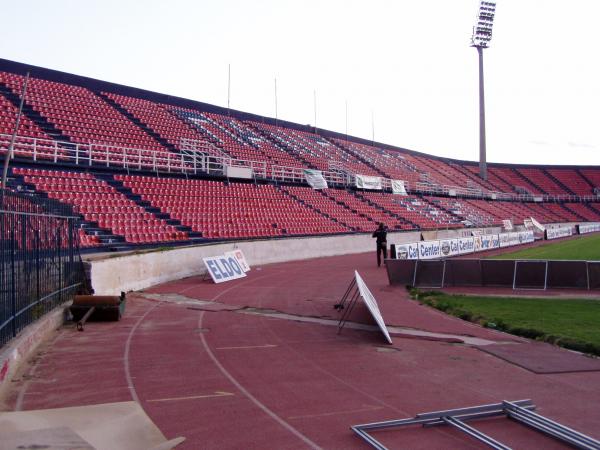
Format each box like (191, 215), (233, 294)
(0, 304), (68, 400)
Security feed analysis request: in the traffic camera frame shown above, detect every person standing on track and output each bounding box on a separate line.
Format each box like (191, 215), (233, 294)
(372, 223), (388, 267)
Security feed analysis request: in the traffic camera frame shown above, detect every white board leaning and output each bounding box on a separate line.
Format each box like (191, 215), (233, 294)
(354, 271), (392, 344)
(203, 255), (247, 284)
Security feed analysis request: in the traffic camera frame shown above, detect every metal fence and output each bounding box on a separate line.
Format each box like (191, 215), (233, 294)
(386, 258), (600, 290)
(0, 189), (85, 347)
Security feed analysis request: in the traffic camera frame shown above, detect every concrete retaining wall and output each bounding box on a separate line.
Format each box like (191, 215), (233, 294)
(88, 231), (422, 295)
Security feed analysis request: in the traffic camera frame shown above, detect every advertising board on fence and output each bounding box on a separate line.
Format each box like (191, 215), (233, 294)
(418, 240), (441, 259)
(439, 239), (460, 257)
(394, 230), (533, 261)
(474, 234), (500, 252)
(393, 242), (419, 260)
(203, 255), (247, 283)
(458, 237), (475, 254)
(546, 226), (573, 240)
(579, 223), (600, 234)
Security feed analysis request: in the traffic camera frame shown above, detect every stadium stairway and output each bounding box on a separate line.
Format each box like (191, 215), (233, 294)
(174, 112), (233, 158)
(95, 92), (178, 154)
(0, 81), (78, 153)
(543, 169), (575, 195)
(323, 137), (388, 178)
(561, 203), (591, 222)
(576, 169), (598, 192)
(420, 196), (467, 226)
(276, 186), (355, 231)
(450, 162), (498, 192)
(512, 168), (546, 195)
(353, 191), (419, 230)
(97, 174), (204, 240)
(9, 170), (124, 247)
(585, 202), (600, 216)
(244, 121), (317, 170)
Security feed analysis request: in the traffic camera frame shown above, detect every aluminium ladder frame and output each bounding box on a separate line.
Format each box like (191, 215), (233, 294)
(352, 399), (600, 450)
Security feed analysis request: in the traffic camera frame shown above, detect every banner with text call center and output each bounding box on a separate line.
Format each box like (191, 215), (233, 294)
(393, 230), (534, 260)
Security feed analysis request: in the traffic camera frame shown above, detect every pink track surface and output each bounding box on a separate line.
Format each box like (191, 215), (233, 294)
(3, 252), (600, 449)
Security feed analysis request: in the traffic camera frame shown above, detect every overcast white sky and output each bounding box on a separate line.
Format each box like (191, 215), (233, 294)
(0, 0), (598, 165)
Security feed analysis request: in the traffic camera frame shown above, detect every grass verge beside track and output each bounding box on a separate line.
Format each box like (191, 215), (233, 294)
(489, 233), (600, 260)
(410, 290), (600, 356)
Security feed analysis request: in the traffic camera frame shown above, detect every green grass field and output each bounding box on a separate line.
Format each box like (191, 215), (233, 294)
(490, 233), (600, 260)
(413, 291), (600, 355)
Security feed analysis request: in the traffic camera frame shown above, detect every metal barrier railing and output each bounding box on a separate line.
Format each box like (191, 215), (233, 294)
(0, 189), (84, 348)
(1, 132), (598, 202)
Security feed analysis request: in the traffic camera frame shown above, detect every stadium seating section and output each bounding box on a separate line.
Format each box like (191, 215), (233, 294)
(0, 67), (599, 250)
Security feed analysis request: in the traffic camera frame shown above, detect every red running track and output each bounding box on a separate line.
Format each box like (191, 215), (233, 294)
(2, 252), (600, 449)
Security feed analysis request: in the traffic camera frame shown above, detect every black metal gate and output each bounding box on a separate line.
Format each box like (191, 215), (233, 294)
(0, 189), (84, 347)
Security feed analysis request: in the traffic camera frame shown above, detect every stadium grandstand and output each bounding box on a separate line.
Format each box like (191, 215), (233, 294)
(0, 59), (599, 251)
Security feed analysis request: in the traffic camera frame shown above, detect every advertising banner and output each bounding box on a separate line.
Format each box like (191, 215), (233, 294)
(394, 242), (419, 260)
(579, 223), (600, 234)
(457, 237), (475, 254)
(518, 230), (535, 244)
(418, 240), (441, 260)
(224, 249), (251, 272)
(391, 179), (407, 195)
(499, 232), (511, 248)
(355, 174), (383, 190)
(304, 169), (328, 189)
(203, 255), (247, 284)
(546, 226), (573, 240)
(225, 165), (253, 179)
(439, 239), (460, 257)
(502, 219), (513, 231)
(530, 217), (546, 232)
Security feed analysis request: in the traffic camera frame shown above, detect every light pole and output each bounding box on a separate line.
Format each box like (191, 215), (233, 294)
(471, 0), (496, 181)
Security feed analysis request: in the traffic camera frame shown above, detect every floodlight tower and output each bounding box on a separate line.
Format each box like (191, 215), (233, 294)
(471, 0), (496, 181)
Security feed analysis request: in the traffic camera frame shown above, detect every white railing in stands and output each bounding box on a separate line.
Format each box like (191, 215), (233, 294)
(1, 133), (598, 202)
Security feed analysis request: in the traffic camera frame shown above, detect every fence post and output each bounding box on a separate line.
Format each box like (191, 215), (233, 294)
(35, 230), (40, 305)
(58, 231), (63, 304)
(10, 229), (16, 338)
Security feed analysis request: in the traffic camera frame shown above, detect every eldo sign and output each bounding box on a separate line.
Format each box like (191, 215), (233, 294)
(203, 255), (246, 283)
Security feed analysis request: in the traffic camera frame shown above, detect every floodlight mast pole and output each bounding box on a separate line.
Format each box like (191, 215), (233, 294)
(477, 46), (487, 181)
(471, 0), (496, 182)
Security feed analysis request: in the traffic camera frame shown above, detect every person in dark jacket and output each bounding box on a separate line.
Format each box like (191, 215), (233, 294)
(372, 223), (388, 267)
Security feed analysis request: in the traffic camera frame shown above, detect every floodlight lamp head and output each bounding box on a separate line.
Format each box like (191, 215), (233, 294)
(471, 0), (496, 48)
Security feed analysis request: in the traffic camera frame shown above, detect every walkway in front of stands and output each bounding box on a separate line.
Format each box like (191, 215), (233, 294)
(2, 252), (600, 449)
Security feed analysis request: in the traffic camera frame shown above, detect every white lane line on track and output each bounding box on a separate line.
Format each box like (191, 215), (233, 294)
(216, 344), (277, 350)
(196, 272), (323, 449)
(147, 391), (234, 403)
(198, 311), (322, 450)
(124, 301), (162, 404)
